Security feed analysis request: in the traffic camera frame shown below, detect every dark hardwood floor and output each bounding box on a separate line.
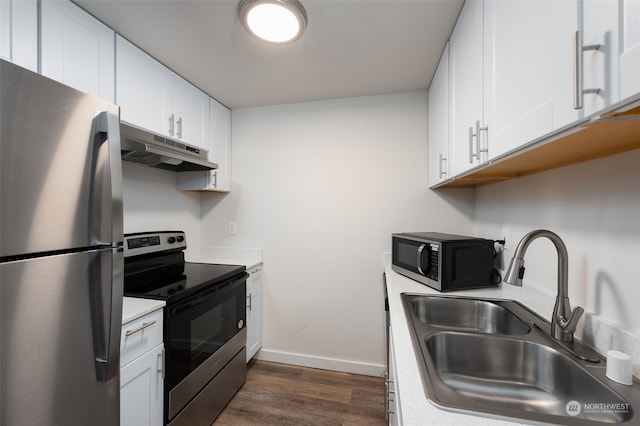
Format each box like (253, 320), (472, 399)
(213, 359), (387, 426)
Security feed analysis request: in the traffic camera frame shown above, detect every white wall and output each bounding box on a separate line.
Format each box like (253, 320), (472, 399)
(200, 92), (475, 374)
(122, 161), (202, 257)
(474, 150), (640, 344)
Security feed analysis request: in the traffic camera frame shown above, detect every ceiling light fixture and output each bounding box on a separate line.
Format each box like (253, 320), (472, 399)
(238, 0), (308, 44)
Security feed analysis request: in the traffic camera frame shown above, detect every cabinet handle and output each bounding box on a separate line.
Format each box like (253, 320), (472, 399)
(158, 348), (165, 379)
(210, 170), (217, 189)
(468, 126), (475, 163)
(176, 116), (183, 139)
(246, 294), (252, 311)
(168, 114), (175, 136)
(476, 120), (488, 162)
(469, 121), (488, 163)
(438, 154), (447, 178)
(573, 30), (602, 110)
(125, 320), (156, 337)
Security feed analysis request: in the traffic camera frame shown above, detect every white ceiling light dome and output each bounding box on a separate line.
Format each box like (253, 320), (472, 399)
(238, 0), (308, 44)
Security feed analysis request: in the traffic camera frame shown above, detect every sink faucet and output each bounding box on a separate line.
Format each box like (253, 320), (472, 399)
(504, 229), (584, 343)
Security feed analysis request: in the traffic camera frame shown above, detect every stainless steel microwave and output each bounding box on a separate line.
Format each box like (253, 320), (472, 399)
(391, 232), (497, 291)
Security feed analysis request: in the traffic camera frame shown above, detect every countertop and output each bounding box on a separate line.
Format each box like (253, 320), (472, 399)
(122, 297), (165, 325)
(385, 267), (530, 425)
(190, 246), (263, 270)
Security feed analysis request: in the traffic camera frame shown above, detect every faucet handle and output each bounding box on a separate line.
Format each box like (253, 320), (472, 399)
(559, 306), (584, 333)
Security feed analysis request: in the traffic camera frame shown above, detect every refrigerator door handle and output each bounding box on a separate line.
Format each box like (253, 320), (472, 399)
(90, 111), (123, 247)
(90, 248), (124, 382)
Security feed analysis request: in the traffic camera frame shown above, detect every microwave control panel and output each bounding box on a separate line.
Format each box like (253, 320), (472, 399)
(425, 243), (439, 281)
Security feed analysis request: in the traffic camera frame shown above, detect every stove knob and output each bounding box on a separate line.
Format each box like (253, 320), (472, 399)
(176, 285), (184, 291)
(176, 235), (185, 243)
(168, 288), (176, 295)
(168, 237), (176, 244)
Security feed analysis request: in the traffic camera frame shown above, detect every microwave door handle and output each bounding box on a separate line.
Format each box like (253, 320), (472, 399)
(417, 244), (427, 275)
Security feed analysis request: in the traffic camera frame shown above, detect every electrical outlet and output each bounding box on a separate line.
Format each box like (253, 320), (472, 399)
(228, 222), (237, 235)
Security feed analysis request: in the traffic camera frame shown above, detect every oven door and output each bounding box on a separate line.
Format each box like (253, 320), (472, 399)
(166, 273), (247, 419)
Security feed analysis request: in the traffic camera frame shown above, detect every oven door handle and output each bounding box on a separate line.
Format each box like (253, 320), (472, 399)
(169, 273), (249, 315)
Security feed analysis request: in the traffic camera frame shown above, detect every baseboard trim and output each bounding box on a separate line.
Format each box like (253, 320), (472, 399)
(254, 349), (386, 377)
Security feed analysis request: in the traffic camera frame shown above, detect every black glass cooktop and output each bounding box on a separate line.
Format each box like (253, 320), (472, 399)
(124, 261), (246, 303)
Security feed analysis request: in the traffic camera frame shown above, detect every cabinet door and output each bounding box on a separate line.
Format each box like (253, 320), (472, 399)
(0, 0), (37, 72)
(173, 75), (210, 150)
(450, 0), (485, 176)
(620, 0), (640, 100)
(485, 0), (552, 159)
(428, 43), (450, 187)
(581, 0), (620, 116)
(116, 35), (172, 135)
(120, 344), (164, 426)
(210, 98), (232, 191)
(246, 281), (262, 362)
(40, 0), (114, 102)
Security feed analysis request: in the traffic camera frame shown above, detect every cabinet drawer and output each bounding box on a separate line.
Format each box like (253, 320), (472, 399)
(121, 309), (163, 368)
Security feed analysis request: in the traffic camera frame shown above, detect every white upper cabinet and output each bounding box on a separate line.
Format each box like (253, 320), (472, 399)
(0, 0), (37, 72)
(428, 43), (450, 187)
(484, 0), (579, 160)
(40, 0), (115, 102)
(116, 35), (210, 151)
(209, 98), (232, 191)
(619, 0), (640, 100)
(449, 0), (486, 176)
(173, 75), (210, 150)
(176, 97), (231, 191)
(116, 35), (172, 134)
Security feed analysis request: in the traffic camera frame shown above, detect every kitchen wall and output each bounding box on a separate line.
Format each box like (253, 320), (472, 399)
(122, 161), (202, 254)
(474, 150), (640, 363)
(199, 91), (475, 374)
(120, 89), (640, 376)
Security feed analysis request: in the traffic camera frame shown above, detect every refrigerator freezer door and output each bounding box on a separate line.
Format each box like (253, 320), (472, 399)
(0, 59), (122, 257)
(0, 248), (123, 425)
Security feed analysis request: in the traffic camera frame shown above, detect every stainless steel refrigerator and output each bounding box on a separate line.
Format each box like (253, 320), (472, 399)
(0, 59), (123, 425)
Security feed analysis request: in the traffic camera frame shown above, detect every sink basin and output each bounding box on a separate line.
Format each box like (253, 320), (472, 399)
(400, 294), (639, 424)
(407, 295), (530, 335)
(426, 332), (633, 423)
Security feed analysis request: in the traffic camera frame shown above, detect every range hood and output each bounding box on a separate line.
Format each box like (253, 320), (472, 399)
(120, 122), (218, 172)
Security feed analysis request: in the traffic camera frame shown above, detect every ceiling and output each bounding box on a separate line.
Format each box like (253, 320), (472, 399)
(74, 0), (464, 109)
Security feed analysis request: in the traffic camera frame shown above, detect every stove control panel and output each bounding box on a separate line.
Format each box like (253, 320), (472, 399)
(124, 231), (187, 258)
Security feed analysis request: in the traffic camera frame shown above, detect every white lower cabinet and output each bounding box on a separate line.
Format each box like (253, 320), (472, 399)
(120, 308), (164, 426)
(246, 264), (263, 362)
(121, 344), (164, 426)
(387, 328), (402, 425)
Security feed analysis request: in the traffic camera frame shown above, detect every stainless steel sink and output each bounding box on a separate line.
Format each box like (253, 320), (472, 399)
(409, 296), (530, 335)
(401, 294), (639, 425)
